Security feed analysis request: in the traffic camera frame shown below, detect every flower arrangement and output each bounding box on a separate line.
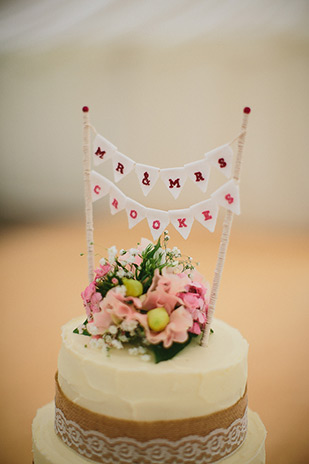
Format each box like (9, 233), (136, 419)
(75, 232), (209, 363)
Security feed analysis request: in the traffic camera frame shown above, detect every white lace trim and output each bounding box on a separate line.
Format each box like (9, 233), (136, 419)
(55, 407), (248, 464)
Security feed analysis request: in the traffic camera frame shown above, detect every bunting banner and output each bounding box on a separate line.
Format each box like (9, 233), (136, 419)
(93, 134), (117, 166)
(159, 167), (188, 199)
(92, 133), (235, 198)
(90, 171), (240, 240)
(204, 144), (233, 178)
(135, 163), (160, 196)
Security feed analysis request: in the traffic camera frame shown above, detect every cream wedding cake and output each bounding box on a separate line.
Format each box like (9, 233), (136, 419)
(32, 238), (266, 463)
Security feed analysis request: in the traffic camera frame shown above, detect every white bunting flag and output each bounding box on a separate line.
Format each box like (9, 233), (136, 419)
(93, 134), (117, 166)
(211, 179), (240, 215)
(190, 198), (219, 232)
(184, 159), (211, 193)
(109, 184), (127, 215)
(204, 144), (233, 178)
(160, 167), (187, 199)
(135, 163), (160, 196)
(168, 208), (194, 240)
(146, 208), (170, 241)
(90, 171), (112, 202)
(112, 152), (135, 183)
(125, 199), (146, 229)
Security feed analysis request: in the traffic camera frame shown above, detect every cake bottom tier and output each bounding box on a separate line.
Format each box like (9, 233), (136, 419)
(32, 402), (266, 464)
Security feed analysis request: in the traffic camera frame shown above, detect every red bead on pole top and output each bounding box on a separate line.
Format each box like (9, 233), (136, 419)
(243, 107), (251, 114)
(82, 106), (89, 113)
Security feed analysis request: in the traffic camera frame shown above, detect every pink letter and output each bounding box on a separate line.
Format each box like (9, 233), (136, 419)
(112, 198), (118, 209)
(202, 210), (212, 221)
(130, 210), (137, 219)
(152, 220), (160, 230)
(177, 218), (187, 228)
(94, 185), (101, 195)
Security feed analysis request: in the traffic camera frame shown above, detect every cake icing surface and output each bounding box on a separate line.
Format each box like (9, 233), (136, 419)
(58, 316), (248, 420)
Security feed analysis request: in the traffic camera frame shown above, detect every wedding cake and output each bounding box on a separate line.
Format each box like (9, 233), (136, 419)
(32, 237), (266, 463)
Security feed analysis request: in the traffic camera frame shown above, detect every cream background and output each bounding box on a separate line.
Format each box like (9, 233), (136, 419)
(0, 2), (308, 228)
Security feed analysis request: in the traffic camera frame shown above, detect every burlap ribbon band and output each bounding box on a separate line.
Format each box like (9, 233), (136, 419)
(54, 372), (248, 463)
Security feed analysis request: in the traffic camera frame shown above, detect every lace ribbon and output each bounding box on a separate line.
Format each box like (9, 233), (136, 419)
(54, 373), (248, 464)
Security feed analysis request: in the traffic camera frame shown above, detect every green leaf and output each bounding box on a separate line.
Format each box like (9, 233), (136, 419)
(150, 333), (197, 363)
(73, 319), (91, 336)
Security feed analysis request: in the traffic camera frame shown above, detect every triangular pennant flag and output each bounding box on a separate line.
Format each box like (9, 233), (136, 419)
(109, 184), (127, 215)
(146, 208), (170, 241)
(90, 171), (112, 202)
(212, 179), (240, 215)
(125, 199), (146, 229)
(112, 152), (135, 183)
(168, 208), (194, 240)
(135, 163), (160, 196)
(190, 198), (219, 232)
(93, 134), (117, 166)
(160, 167), (187, 199)
(184, 159), (211, 193)
(204, 144), (233, 178)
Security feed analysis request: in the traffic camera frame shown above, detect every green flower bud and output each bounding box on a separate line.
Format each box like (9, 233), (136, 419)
(147, 307), (170, 332)
(122, 278), (143, 297)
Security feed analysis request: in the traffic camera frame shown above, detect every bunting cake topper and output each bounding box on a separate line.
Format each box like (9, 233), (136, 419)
(81, 105), (251, 347)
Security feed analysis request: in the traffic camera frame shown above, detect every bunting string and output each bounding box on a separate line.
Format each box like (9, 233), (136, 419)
(92, 132), (243, 198)
(90, 171), (240, 241)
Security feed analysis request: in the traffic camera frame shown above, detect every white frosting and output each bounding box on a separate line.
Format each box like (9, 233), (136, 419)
(32, 402), (266, 464)
(58, 316), (248, 421)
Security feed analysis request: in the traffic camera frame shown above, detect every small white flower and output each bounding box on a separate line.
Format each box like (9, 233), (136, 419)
(137, 346), (146, 354)
(111, 339), (123, 349)
(119, 334), (128, 342)
(114, 285), (126, 296)
(99, 257), (106, 266)
(87, 324), (100, 336)
(120, 249), (126, 255)
(172, 246), (181, 257)
(89, 338), (104, 350)
(129, 248), (139, 256)
(121, 319), (138, 332)
(108, 325), (118, 335)
(108, 245), (117, 263)
(140, 354), (151, 362)
(105, 335), (112, 344)
(154, 248), (166, 264)
(116, 268), (125, 278)
(128, 347), (139, 356)
(77, 324), (86, 334)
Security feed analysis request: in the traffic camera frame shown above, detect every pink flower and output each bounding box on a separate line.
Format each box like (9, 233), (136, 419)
(143, 269), (191, 314)
(95, 264), (112, 279)
(144, 306), (193, 348)
(177, 278), (209, 333)
(81, 282), (102, 318)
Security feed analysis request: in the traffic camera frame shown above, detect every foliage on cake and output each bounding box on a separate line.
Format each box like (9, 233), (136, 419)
(75, 232), (209, 363)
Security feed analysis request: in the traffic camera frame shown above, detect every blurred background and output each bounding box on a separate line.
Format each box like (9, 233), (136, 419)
(0, 1), (308, 463)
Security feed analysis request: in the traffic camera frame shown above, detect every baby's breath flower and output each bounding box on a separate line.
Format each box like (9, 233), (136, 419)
(141, 354), (151, 362)
(99, 257), (106, 265)
(128, 347), (139, 356)
(111, 339), (123, 349)
(108, 325), (118, 335)
(114, 285), (126, 296)
(108, 246), (117, 263)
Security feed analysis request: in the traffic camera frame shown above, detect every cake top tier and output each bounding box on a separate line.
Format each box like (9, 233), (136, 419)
(58, 316), (248, 420)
